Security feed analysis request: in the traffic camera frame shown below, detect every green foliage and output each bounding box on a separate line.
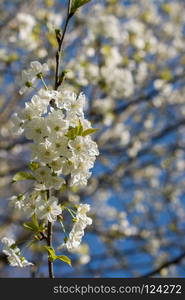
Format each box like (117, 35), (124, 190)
(23, 222), (39, 232)
(70, 0), (91, 15)
(44, 246), (71, 266)
(66, 120), (83, 139)
(29, 161), (40, 171)
(66, 120), (98, 140)
(44, 246), (57, 262)
(32, 214), (39, 228)
(57, 255), (71, 266)
(23, 215), (44, 233)
(82, 128), (99, 136)
(12, 171), (35, 182)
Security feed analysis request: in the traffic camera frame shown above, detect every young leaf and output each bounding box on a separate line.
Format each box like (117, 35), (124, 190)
(29, 161), (40, 171)
(32, 214), (39, 229)
(44, 246), (57, 262)
(65, 127), (77, 140)
(57, 255), (72, 266)
(70, 0), (91, 15)
(23, 222), (39, 232)
(82, 128), (99, 136)
(65, 120), (84, 140)
(13, 171), (35, 182)
(76, 119), (83, 135)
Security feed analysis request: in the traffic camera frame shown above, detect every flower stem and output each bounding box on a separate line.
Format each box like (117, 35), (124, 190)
(40, 76), (48, 90)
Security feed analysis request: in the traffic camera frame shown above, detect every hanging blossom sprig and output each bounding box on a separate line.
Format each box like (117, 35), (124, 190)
(2, 237), (33, 268)
(1, 0), (97, 278)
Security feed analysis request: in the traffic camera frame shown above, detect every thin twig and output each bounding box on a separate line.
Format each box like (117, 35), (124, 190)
(54, 0), (73, 90)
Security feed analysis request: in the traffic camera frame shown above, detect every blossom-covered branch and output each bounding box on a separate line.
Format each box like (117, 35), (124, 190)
(1, 0), (97, 278)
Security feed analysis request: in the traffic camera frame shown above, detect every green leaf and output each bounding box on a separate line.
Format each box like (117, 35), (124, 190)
(44, 246), (71, 266)
(57, 255), (72, 266)
(23, 222), (39, 232)
(13, 171), (35, 182)
(44, 246), (57, 262)
(70, 0), (91, 15)
(76, 119), (83, 135)
(29, 161), (40, 171)
(32, 214), (39, 229)
(65, 121), (99, 139)
(23, 214), (45, 234)
(65, 127), (78, 140)
(82, 128), (99, 136)
(65, 120), (83, 140)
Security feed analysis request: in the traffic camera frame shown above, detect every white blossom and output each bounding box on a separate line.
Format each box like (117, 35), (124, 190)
(49, 158), (64, 172)
(46, 112), (69, 138)
(56, 90), (85, 116)
(9, 194), (26, 211)
(59, 204), (92, 251)
(36, 196), (62, 222)
(23, 192), (41, 217)
(1, 237), (33, 268)
(19, 61), (49, 95)
(24, 118), (49, 141)
(70, 160), (93, 187)
(69, 136), (99, 158)
(19, 94), (48, 122)
(31, 140), (58, 163)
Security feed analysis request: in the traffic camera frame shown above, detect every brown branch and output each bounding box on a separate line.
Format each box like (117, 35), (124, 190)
(143, 252), (185, 277)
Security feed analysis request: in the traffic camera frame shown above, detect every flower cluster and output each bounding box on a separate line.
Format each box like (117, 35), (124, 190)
(10, 192), (62, 222)
(2, 237), (33, 268)
(5, 60), (98, 268)
(13, 70), (99, 192)
(59, 204), (92, 251)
